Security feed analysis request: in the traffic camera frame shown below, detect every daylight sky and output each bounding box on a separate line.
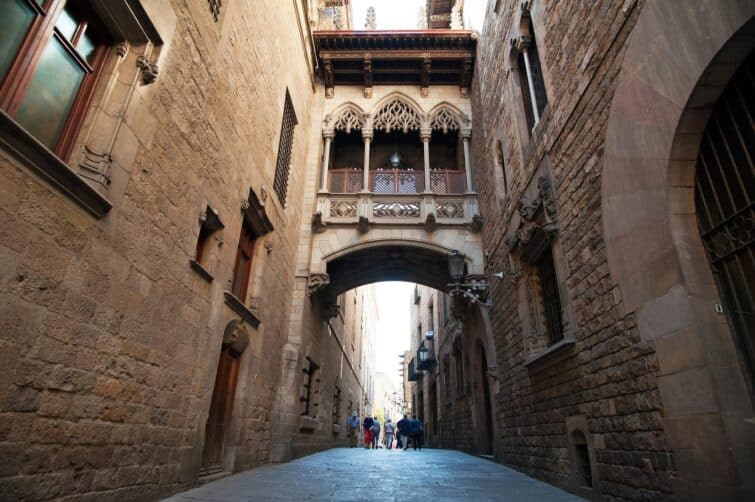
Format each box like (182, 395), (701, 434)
(351, 0), (488, 30)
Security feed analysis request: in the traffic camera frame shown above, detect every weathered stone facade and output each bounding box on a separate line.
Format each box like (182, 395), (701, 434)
(470, 0), (754, 500)
(0, 1), (369, 500)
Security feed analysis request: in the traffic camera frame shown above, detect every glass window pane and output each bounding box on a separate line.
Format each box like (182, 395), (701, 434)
(56, 7), (79, 41)
(15, 36), (86, 150)
(0, 0), (36, 84)
(76, 32), (96, 65)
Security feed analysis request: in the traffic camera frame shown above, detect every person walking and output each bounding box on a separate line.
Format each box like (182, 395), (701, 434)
(370, 416), (381, 449)
(346, 412), (360, 448)
(383, 419), (395, 449)
(397, 414), (410, 451)
(409, 414), (423, 451)
(363, 415), (374, 449)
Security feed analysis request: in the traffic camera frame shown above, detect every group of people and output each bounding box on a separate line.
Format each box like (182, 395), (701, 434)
(345, 412), (424, 450)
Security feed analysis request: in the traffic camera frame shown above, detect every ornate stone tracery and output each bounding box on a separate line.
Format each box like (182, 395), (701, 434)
(372, 98), (422, 133)
(331, 106), (365, 133)
(430, 107), (463, 133)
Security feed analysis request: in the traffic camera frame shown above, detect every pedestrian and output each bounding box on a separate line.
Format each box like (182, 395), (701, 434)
(410, 414), (423, 451)
(370, 416), (381, 449)
(397, 414), (410, 451)
(363, 415), (374, 449)
(346, 411), (360, 448)
(383, 418), (395, 449)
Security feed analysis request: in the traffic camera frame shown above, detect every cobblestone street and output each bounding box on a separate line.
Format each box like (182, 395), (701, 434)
(165, 448), (583, 501)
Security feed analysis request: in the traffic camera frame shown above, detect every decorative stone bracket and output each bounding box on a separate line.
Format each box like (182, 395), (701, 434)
(136, 55), (159, 85)
(307, 273), (330, 296)
(505, 176), (558, 261)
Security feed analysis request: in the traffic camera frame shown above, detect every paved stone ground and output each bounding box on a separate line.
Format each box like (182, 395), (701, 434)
(165, 448), (584, 501)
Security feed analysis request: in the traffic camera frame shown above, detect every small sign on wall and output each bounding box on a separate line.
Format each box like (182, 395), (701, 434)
(325, 1), (345, 7)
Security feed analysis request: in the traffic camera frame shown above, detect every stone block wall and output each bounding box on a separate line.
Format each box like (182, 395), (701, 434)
(0, 0), (364, 499)
(470, 0), (678, 499)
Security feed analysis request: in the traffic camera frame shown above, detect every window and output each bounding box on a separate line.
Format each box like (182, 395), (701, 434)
(514, 15), (548, 133)
(454, 351), (465, 395)
(332, 385), (342, 425)
(428, 301), (434, 333)
(301, 356), (320, 417)
(273, 91), (297, 206)
(231, 219), (255, 300)
(443, 357), (451, 402)
(495, 140), (507, 196)
(536, 246), (563, 345)
(1, 0), (108, 159)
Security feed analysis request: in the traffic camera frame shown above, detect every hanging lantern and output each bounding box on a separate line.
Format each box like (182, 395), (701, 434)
(447, 250), (465, 283)
(389, 151), (402, 168)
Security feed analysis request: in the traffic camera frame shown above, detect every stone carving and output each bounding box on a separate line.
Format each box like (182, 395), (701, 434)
(467, 213), (483, 233)
(424, 213), (437, 233)
(78, 145), (112, 189)
(332, 107), (364, 133)
(373, 201), (421, 218)
(436, 200), (464, 218)
(312, 212), (327, 233)
(323, 59), (334, 98)
(307, 273), (330, 296)
(365, 6), (376, 29)
(506, 175), (557, 251)
(326, 304), (341, 319)
(136, 55), (159, 85)
(208, 0), (222, 21)
(222, 319), (249, 355)
(363, 56), (373, 99)
(430, 107), (464, 134)
(264, 240), (273, 254)
(373, 98), (422, 133)
(357, 216), (370, 234)
(330, 200), (358, 217)
(116, 42), (129, 58)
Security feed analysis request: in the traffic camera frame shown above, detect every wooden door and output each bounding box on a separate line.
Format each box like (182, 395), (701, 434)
(201, 346), (240, 472)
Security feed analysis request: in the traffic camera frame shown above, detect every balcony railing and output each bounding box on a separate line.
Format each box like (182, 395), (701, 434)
(327, 169), (465, 194)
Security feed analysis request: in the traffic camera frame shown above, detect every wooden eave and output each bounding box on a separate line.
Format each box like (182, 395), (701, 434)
(314, 30), (477, 95)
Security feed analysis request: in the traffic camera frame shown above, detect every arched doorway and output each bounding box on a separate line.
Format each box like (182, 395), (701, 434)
(694, 50), (755, 385)
(201, 320), (250, 474)
(476, 341), (494, 455)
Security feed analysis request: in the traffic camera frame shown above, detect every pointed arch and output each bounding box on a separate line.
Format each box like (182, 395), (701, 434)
(371, 92), (424, 133)
(428, 102), (469, 133)
(329, 102), (366, 134)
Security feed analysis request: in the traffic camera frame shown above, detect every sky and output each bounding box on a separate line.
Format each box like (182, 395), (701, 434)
(351, 0), (488, 30)
(373, 282), (414, 389)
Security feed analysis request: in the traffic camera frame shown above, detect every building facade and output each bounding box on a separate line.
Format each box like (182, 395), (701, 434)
(466, 0), (755, 500)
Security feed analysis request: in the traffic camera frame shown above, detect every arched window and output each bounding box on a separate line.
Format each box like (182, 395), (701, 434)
(495, 140), (507, 197)
(513, 12), (548, 133)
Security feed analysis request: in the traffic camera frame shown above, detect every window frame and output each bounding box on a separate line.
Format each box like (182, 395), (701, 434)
(231, 219), (255, 300)
(0, 0), (109, 160)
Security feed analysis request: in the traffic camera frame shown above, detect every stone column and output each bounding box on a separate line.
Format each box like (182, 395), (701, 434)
(461, 128), (473, 192)
(362, 129), (372, 192)
(320, 130), (334, 192)
(421, 129), (431, 193)
(517, 35), (540, 125)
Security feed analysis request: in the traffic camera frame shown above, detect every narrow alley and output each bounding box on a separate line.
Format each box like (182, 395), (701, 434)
(165, 449), (582, 501)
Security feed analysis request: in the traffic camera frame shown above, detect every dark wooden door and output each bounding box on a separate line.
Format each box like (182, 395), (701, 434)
(201, 346), (240, 472)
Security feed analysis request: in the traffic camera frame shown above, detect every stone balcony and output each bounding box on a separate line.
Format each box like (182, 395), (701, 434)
(315, 190), (480, 230)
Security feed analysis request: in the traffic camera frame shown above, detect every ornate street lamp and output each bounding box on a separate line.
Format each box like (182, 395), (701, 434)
(447, 249), (491, 307)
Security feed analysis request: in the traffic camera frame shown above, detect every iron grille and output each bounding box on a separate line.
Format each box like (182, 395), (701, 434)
(537, 246), (563, 345)
(274, 92), (297, 206)
(695, 51), (755, 380)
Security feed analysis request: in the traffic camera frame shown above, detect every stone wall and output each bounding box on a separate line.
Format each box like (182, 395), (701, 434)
(471, 0), (674, 499)
(472, 0), (754, 500)
(0, 1), (365, 499)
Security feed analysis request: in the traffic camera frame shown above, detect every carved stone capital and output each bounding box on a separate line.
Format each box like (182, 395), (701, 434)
(362, 128), (374, 140)
(326, 304), (341, 319)
(307, 273), (330, 296)
(222, 319), (250, 355)
(460, 127), (472, 139)
(136, 55), (159, 85)
(77, 145), (112, 189)
(116, 42), (129, 58)
(420, 128), (432, 141)
(514, 34), (531, 53)
(322, 128), (335, 140)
